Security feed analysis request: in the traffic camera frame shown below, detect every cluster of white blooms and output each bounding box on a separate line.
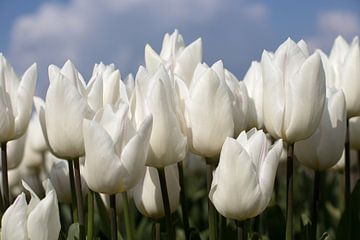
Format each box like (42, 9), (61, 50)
(0, 30), (358, 239)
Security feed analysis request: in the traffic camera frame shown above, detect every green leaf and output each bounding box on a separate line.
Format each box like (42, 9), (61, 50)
(336, 180), (360, 239)
(94, 192), (111, 239)
(67, 223), (80, 240)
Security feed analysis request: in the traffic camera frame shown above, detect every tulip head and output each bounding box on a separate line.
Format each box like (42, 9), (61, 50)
(0, 54), (37, 143)
(261, 38), (326, 143)
(133, 164), (180, 219)
(295, 88), (346, 170)
(83, 103), (153, 194)
(185, 61), (234, 159)
(209, 129), (282, 221)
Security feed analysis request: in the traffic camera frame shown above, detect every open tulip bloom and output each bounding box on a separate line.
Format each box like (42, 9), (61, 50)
(209, 129), (282, 221)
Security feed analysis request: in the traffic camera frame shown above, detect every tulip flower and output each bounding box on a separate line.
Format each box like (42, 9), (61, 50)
(209, 129), (283, 220)
(83, 103), (153, 194)
(0, 54), (37, 143)
(133, 164), (180, 219)
(145, 29), (202, 86)
(132, 65), (187, 168)
(184, 61), (234, 160)
(295, 88), (346, 170)
(35, 61), (93, 159)
(261, 38), (326, 143)
(1, 180), (61, 240)
(87, 62), (130, 112)
(243, 61), (264, 129)
(49, 160), (88, 203)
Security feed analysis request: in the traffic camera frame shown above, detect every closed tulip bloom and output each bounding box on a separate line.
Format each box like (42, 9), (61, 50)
(209, 129), (283, 220)
(132, 65), (187, 168)
(49, 160), (88, 203)
(34, 60), (93, 159)
(87, 62), (129, 111)
(294, 88), (346, 170)
(1, 180), (60, 240)
(261, 38), (326, 143)
(133, 164), (180, 219)
(145, 29), (202, 86)
(349, 117), (360, 149)
(0, 54), (37, 143)
(322, 36), (360, 117)
(243, 61), (264, 129)
(185, 61), (234, 159)
(83, 103), (153, 194)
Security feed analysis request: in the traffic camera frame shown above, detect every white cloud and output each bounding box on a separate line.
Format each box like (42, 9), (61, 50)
(7, 0), (270, 96)
(307, 10), (360, 51)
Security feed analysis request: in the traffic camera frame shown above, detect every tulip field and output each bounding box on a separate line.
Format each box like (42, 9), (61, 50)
(0, 30), (360, 240)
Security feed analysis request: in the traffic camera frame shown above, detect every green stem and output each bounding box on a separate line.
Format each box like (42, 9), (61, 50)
(286, 143), (294, 240)
(110, 194), (118, 240)
(157, 167), (174, 240)
(311, 171), (320, 240)
(67, 160), (78, 223)
(73, 159), (85, 240)
(236, 220), (246, 240)
(122, 192), (134, 240)
(345, 119), (350, 209)
(219, 214), (226, 240)
(357, 150), (360, 179)
(178, 161), (190, 240)
(87, 190), (94, 240)
(152, 221), (161, 240)
(207, 163), (217, 240)
(1, 142), (9, 209)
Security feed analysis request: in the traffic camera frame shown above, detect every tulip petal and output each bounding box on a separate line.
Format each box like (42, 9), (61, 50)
(27, 190), (61, 240)
(187, 68), (234, 157)
(261, 51), (285, 139)
(284, 53), (326, 142)
(87, 75), (103, 112)
(210, 137), (260, 220)
(1, 193), (28, 240)
(45, 73), (91, 158)
(119, 115), (153, 190)
(83, 119), (124, 194)
(174, 38), (202, 86)
(0, 86), (15, 142)
(13, 63), (37, 139)
(145, 44), (164, 74)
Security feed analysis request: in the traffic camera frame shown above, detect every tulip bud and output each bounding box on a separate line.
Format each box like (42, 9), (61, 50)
(209, 129), (283, 220)
(185, 61), (234, 159)
(133, 164), (180, 219)
(294, 88), (346, 170)
(0, 53), (37, 143)
(261, 38), (326, 143)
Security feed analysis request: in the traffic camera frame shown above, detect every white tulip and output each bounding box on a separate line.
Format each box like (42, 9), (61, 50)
(133, 164), (180, 219)
(184, 61), (234, 159)
(132, 65), (187, 168)
(321, 36), (360, 117)
(294, 88), (346, 170)
(0, 54), (37, 143)
(209, 129), (283, 220)
(34, 60), (93, 159)
(261, 38), (326, 143)
(83, 104), (152, 194)
(145, 30), (202, 86)
(243, 61), (264, 129)
(1, 180), (60, 240)
(349, 117), (360, 149)
(1, 132), (26, 170)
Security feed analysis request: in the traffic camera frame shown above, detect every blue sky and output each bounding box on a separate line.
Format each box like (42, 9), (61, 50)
(1, 0), (359, 97)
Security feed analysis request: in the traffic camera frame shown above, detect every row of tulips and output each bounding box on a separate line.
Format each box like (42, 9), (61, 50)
(0, 30), (359, 239)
